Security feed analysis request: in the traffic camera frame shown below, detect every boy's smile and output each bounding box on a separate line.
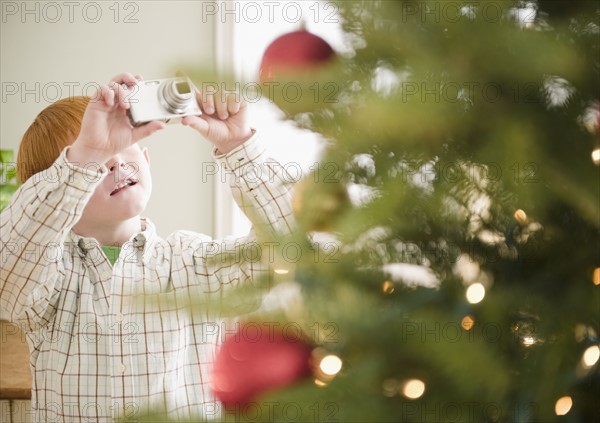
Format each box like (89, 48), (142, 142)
(110, 177), (139, 196)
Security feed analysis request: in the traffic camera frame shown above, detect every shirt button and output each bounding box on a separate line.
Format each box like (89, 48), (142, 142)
(115, 313), (124, 323)
(118, 363), (126, 374)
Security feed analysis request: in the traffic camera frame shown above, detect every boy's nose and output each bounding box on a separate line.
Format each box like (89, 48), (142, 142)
(108, 159), (125, 173)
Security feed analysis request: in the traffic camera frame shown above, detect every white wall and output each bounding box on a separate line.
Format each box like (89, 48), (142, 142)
(0, 1), (216, 238)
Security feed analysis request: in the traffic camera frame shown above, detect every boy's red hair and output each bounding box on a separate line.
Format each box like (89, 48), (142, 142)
(17, 96), (90, 183)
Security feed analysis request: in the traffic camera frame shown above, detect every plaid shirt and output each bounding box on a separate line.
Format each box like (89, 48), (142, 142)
(0, 134), (294, 422)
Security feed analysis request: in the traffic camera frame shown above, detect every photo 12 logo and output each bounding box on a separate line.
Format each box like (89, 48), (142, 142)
(200, 1), (339, 24)
(1, 1), (140, 24)
(399, 1), (536, 25)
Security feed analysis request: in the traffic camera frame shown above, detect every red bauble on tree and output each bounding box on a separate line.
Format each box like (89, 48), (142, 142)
(259, 28), (336, 83)
(211, 323), (313, 407)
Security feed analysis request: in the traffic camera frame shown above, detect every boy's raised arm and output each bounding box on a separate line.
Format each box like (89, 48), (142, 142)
(214, 133), (294, 238)
(188, 134), (295, 295)
(182, 86), (295, 292)
(0, 152), (104, 330)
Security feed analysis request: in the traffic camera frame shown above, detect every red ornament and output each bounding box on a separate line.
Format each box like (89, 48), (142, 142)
(259, 29), (335, 83)
(211, 323), (313, 406)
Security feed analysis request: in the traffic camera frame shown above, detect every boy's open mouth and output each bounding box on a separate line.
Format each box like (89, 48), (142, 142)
(110, 178), (138, 196)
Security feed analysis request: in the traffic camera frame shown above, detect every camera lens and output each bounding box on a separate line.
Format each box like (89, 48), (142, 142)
(175, 81), (191, 95)
(160, 78), (194, 114)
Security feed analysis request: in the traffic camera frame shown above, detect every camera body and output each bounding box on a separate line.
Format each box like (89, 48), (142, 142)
(125, 77), (202, 126)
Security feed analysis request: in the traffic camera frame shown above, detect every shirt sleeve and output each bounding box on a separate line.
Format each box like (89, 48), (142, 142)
(0, 148), (105, 331)
(213, 131), (294, 237)
(191, 131), (295, 294)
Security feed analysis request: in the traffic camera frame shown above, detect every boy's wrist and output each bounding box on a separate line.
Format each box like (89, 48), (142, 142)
(66, 142), (108, 168)
(57, 147), (106, 186)
(214, 129), (265, 174)
(215, 129), (255, 155)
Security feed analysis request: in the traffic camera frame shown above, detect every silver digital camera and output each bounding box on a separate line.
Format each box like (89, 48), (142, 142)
(125, 77), (202, 126)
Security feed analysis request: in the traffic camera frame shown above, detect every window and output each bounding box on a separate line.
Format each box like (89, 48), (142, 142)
(212, 0), (345, 238)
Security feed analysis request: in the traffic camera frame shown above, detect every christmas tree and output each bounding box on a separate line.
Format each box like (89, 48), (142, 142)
(139, 1), (599, 422)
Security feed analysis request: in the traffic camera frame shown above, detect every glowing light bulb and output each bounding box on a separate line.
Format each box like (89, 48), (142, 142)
(593, 268), (600, 286)
(513, 209), (527, 224)
(402, 379), (426, 399)
(582, 345), (600, 368)
(522, 336), (536, 347)
(554, 396), (572, 416)
(382, 280), (395, 294)
(319, 355), (343, 376)
(592, 148), (600, 165)
(274, 268), (290, 275)
(466, 283), (486, 304)
(461, 315), (475, 330)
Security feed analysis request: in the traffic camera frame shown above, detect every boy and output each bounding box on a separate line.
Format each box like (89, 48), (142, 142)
(0, 73), (294, 421)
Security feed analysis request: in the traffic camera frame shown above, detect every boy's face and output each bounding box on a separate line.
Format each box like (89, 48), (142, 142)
(78, 144), (152, 232)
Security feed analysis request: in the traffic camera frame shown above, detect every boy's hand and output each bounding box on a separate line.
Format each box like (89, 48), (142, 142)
(181, 85), (253, 155)
(68, 73), (165, 166)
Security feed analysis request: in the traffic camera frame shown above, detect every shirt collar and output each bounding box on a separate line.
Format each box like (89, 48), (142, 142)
(67, 217), (157, 262)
